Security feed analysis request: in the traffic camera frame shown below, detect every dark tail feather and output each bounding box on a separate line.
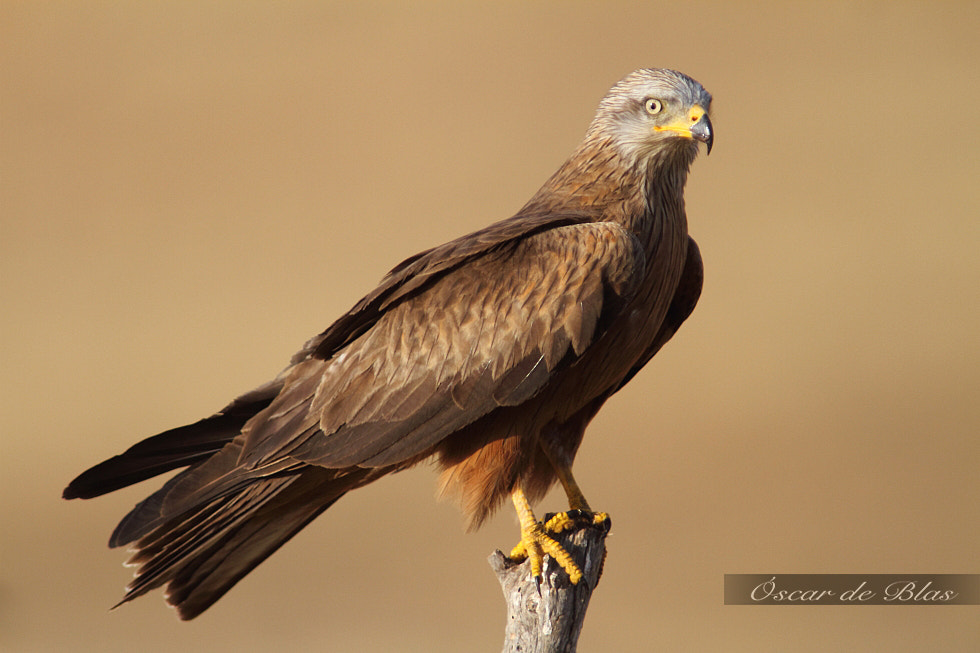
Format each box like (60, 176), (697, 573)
(63, 378), (374, 618)
(115, 466), (366, 620)
(63, 380), (281, 500)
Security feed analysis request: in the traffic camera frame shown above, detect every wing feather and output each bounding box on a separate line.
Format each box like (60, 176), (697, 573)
(239, 220), (646, 470)
(290, 211), (597, 365)
(613, 236), (703, 392)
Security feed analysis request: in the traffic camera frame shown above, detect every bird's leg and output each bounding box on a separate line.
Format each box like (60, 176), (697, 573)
(555, 460), (592, 511)
(507, 420), (611, 584)
(508, 486), (584, 584)
(543, 462), (610, 535)
(534, 460), (612, 587)
(536, 430), (611, 534)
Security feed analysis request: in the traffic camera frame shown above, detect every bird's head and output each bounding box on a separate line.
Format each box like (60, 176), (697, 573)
(588, 68), (713, 162)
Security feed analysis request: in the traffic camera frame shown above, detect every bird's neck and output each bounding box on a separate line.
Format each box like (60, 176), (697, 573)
(520, 136), (692, 250)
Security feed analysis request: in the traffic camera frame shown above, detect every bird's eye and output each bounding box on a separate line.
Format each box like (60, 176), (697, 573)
(644, 98), (663, 115)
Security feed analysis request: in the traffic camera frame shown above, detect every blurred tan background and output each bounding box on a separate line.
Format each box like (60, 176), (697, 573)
(2, 2), (978, 651)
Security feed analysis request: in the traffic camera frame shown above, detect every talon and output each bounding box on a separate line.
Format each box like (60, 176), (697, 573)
(508, 446), (611, 586)
(509, 489), (584, 585)
(519, 518), (583, 584)
(543, 510), (611, 535)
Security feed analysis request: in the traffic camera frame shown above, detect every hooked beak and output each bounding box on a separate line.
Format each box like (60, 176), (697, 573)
(654, 103), (713, 154)
(690, 112), (713, 155)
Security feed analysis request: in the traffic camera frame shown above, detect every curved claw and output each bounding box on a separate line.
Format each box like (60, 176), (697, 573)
(509, 518), (584, 585)
(509, 489), (612, 585)
(508, 454), (611, 586)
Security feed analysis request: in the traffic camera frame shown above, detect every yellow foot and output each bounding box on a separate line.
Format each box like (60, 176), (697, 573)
(509, 519), (584, 584)
(542, 509), (611, 535)
(507, 502), (612, 585)
(544, 510), (612, 585)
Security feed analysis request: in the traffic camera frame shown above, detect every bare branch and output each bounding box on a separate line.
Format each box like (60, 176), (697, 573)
(489, 518), (609, 653)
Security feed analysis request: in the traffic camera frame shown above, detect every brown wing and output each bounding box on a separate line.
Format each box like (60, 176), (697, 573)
(291, 210), (598, 364)
(613, 236), (703, 392)
(239, 220), (647, 470)
(104, 214), (643, 546)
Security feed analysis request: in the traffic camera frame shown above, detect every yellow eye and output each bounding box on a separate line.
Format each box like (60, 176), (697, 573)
(644, 98), (663, 115)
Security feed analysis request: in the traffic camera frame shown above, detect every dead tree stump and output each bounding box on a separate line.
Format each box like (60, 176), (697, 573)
(488, 515), (610, 653)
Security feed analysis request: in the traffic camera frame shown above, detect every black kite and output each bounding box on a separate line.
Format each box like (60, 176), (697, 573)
(64, 68), (713, 619)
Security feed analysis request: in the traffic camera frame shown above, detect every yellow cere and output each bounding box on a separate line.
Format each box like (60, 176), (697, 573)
(654, 103), (707, 138)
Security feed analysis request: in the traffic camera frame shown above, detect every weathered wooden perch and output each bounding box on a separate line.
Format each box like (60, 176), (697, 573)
(488, 515), (610, 653)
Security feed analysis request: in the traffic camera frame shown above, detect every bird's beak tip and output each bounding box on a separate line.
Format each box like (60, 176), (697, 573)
(691, 114), (713, 155)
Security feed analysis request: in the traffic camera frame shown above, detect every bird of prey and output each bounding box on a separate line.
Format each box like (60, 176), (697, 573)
(64, 68), (713, 620)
